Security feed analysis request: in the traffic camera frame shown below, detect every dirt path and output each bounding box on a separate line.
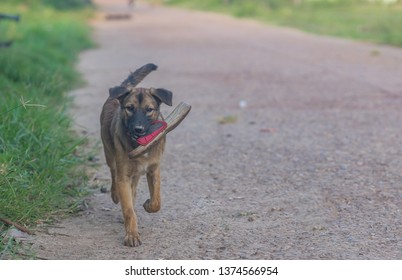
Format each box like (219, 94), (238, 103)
(30, 0), (401, 259)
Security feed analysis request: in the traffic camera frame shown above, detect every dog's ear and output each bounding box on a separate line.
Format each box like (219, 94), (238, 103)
(150, 88), (173, 106)
(109, 86), (130, 103)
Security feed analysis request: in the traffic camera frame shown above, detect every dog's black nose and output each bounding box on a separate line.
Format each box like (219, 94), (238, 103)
(134, 126), (145, 135)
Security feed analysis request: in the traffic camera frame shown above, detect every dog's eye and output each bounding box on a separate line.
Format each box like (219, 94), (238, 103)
(146, 107), (154, 113)
(125, 105), (135, 112)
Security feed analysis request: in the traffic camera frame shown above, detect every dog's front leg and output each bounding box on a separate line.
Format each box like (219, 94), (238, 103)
(116, 175), (141, 247)
(143, 164), (161, 213)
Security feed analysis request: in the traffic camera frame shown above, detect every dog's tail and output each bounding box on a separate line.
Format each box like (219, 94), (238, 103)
(121, 63), (158, 88)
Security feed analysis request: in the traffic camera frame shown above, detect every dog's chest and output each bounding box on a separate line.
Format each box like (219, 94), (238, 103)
(131, 152), (152, 175)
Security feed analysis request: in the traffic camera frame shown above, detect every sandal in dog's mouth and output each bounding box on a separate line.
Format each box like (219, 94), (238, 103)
(135, 121), (167, 146)
(128, 102), (191, 158)
(127, 121), (167, 145)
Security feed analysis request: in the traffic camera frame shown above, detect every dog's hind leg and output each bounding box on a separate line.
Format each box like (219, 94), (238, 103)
(143, 164), (161, 213)
(130, 174), (139, 204)
(110, 167), (119, 204)
(104, 151), (119, 204)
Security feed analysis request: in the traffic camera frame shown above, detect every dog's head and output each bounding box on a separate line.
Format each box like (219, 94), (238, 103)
(109, 86), (172, 140)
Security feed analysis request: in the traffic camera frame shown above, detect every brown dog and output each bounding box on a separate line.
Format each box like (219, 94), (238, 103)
(100, 64), (172, 246)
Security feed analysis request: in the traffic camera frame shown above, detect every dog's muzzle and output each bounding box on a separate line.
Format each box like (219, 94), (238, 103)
(133, 125), (146, 136)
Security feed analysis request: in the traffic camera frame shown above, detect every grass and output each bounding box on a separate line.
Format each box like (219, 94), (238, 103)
(0, 1), (93, 258)
(165, 0), (402, 47)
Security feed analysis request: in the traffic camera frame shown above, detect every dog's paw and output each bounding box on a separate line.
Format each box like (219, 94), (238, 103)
(124, 232), (142, 247)
(143, 199), (160, 213)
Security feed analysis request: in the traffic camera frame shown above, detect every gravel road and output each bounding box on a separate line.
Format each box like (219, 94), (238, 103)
(30, 0), (401, 259)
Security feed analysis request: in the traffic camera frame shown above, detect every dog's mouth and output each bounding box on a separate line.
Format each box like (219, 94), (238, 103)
(129, 121), (167, 145)
(128, 125), (149, 140)
(127, 130), (147, 143)
(130, 131), (147, 140)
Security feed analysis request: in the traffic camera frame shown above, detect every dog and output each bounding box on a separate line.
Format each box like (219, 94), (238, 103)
(100, 63), (172, 246)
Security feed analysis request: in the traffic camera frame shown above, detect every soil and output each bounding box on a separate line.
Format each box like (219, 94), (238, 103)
(29, 0), (401, 259)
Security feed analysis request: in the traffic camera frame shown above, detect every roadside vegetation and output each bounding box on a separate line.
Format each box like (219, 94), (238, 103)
(166, 0), (402, 47)
(0, 0), (93, 257)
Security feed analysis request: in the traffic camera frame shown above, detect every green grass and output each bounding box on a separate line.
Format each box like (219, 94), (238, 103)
(0, 1), (93, 258)
(165, 0), (402, 47)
